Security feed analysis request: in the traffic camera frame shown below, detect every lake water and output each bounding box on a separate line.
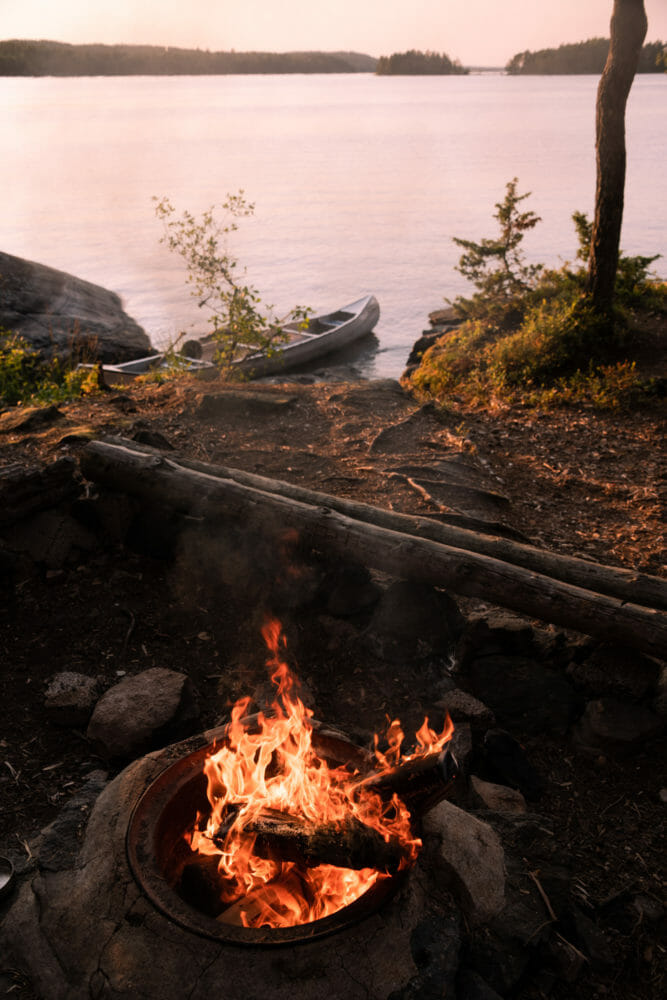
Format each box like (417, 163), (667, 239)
(2, 73), (665, 377)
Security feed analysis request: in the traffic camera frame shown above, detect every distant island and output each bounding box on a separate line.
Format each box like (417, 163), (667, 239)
(506, 37), (665, 74)
(0, 39), (377, 76)
(376, 50), (468, 75)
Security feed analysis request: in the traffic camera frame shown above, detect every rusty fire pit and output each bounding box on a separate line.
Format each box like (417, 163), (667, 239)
(127, 719), (458, 945)
(2, 619), (466, 1000)
(127, 620), (459, 947)
(0, 726), (465, 1000)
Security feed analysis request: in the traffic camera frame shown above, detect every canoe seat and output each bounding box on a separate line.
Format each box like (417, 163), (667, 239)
(304, 318), (334, 334)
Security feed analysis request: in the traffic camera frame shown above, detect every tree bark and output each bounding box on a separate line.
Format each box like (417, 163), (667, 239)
(80, 440), (667, 658)
(587, 0), (648, 313)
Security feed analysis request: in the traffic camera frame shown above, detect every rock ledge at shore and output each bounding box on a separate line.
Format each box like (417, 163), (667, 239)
(0, 250), (151, 362)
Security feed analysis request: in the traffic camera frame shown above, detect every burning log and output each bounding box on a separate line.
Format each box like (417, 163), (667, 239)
(214, 809), (407, 875)
(209, 748), (458, 875)
(351, 747), (458, 817)
(80, 439), (667, 658)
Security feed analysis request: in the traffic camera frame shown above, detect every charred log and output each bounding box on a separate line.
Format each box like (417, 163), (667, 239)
(204, 751), (458, 875)
(214, 809), (407, 875)
(351, 747), (458, 817)
(178, 855), (229, 918)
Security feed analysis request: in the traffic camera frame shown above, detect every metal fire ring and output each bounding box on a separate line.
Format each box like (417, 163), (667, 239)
(126, 723), (409, 946)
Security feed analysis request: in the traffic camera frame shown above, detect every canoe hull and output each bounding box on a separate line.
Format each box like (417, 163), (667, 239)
(235, 294), (380, 378)
(82, 295), (380, 385)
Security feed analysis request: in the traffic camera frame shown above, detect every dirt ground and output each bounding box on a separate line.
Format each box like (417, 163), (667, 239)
(1, 370), (665, 999)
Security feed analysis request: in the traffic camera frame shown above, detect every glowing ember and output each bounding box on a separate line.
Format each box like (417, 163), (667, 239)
(188, 619), (453, 929)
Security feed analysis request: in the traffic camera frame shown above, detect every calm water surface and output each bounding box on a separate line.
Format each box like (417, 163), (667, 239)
(2, 73), (665, 377)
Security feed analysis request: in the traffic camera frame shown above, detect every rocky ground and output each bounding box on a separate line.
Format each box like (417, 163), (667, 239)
(0, 369), (665, 999)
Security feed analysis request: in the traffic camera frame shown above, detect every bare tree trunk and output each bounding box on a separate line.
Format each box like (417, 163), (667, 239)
(587, 0), (648, 313)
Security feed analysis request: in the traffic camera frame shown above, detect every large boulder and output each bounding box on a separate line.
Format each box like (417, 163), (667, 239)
(0, 250), (151, 362)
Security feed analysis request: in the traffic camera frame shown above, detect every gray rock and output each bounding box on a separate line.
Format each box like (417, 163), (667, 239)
(481, 729), (545, 801)
(449, 722), (473, 773)
(457, 968), (505, 1000)
(44, 671), (100, 727)
(368, 404), (443, 455)
(403, 477), (510, 521)
(465, 812), (571, 995)
(571, 697), (664, 755)
(436, 688), (495, 728)
(9, 509), (97, 569)
(131, 428), (175, 450)
(567, 643), (660, 701)
(569, 905), (615, 971)
(543, 932), (586, 983)
(460, 610), (539, 664)
(324, 562), (381, 617)
(0, 250), (151, 362)
(391, 456), (498, 489)
(465, 924), (531, 996)
(34, 771), (108, 873)
(402, 328), (446, 375)
(86, 667), (199, 759)
(470, 775), (527, 814)
(423, 800), (506, 926)
(329, 379), (407, 412)
(468, 655), (581, 735)
(428, 306), (461, 327)
(197, 390), (297, 421)
(365, 580), (464, 664)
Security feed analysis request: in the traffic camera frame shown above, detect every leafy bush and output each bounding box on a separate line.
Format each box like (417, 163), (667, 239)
(0, 331), (98, 406)
(487, 296), (611, 387)
(408, 181), (665, 410)
(154, 193), (309, 373)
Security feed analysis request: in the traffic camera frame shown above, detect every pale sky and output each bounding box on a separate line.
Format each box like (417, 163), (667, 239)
(1, 0), (666, 67)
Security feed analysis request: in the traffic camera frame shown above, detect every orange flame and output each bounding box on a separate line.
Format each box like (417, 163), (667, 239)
(189, 618), (453, 929)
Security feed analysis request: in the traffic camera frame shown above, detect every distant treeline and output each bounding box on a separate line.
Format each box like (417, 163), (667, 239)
(506, 37), (666, 74)
(376, 50), (468, 75)
(0, 39), (378, 76)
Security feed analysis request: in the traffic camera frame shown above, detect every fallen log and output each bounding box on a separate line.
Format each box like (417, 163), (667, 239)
(79, 440), (667, 658)
(99, 436), (667, 612)
(0, 458), (79, 526)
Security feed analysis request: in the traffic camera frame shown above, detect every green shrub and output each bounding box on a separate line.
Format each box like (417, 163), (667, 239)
(0, 331), (97, 406)
(409, 184), (665, 410)
(487, 295), (611, 387)
(450, 178), (543, 324)
(154, 193), (309, 373)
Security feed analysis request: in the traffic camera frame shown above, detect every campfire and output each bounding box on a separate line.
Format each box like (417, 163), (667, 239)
(144, 619), (456, 935)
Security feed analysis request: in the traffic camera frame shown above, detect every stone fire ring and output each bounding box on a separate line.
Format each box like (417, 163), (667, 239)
(2, 729), (461, 1000)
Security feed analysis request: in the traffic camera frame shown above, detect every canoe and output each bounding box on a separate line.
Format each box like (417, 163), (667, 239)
(232, 293), (380, 378)
(81, 294), (380, 386)
(78, 353), (216, 388)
